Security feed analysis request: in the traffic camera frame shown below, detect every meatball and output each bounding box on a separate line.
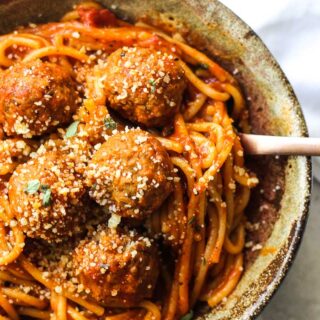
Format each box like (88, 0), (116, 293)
(86, 129), (173, 219)
(0, 60), (79, 138)
(72, 226), (159, 307)
(0, 138), (34, 175)
(101, 46), (186, 127)
(8, 146), (88, 242)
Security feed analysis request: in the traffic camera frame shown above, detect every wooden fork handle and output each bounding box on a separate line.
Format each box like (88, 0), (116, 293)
(240, 134), (320, 156)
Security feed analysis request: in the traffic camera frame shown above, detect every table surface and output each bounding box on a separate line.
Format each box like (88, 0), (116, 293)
(258, 179), (320, 320)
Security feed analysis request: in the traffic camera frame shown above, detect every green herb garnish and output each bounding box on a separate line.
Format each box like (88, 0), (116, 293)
(24, 180), (40, 194)
(180, 310), (194, 320)
(197, 62), (209, 70)
(188, 216), (196, 226)
(24, 181), (52, 207)
(91, 183), (97, 191)
(149, 79), (156, 93)
(104, 117), (117, 130)
(65, 121), (80, 138)
(41, 186), (52, 207)
(40, 184), (50, 192)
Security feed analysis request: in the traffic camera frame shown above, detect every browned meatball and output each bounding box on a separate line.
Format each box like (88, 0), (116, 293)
(72, 226), (159, 307)
(100, 47), (186, 127)
(0, 60), (79, 137)
(0, 138), (35, 175)
(8, 142), (89, 242)
(85, 129), (173, 219)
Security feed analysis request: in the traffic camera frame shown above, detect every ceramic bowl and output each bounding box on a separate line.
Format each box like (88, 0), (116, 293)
(0, 0), (312, 319)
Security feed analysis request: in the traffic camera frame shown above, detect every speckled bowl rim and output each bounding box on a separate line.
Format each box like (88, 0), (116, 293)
(247, 178), (312, 320)
(212, 2), (312, 318)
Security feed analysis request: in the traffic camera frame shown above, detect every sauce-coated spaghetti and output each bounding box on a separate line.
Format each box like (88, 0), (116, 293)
(0, 2), (258, 319)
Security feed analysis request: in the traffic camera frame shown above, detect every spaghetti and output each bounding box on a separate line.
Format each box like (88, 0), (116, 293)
(0, 2), (258, 319)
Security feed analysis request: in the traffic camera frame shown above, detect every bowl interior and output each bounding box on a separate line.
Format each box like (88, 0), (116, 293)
(0, 0), (312, 319)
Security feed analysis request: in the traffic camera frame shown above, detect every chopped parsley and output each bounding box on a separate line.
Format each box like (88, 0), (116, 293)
(149, 79), (156, 93)
(180, 310), (194, 320)
(24, 180), (40, 194)
(65, 121), (80, 138)
(188, 216), (196, 226)
(41, 186), (52, 207)
(25, 181), (52, 207)
(197, 62), (209, 70)
(40, 184), (50, 192)
(104, 117), (117, 130)
(91, 183), (97, 191)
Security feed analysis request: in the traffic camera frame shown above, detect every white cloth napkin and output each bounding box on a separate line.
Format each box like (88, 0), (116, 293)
(220, 0), (320, 181)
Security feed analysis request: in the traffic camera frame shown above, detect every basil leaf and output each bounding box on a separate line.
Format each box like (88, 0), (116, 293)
(42, 187), (52, 207)
(181, 310), (194, 320)
(25, 180), (40, 194)
(65, 121), (80, 138)
(149, 79), (156, 93)
(104, 117), (117, 130)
